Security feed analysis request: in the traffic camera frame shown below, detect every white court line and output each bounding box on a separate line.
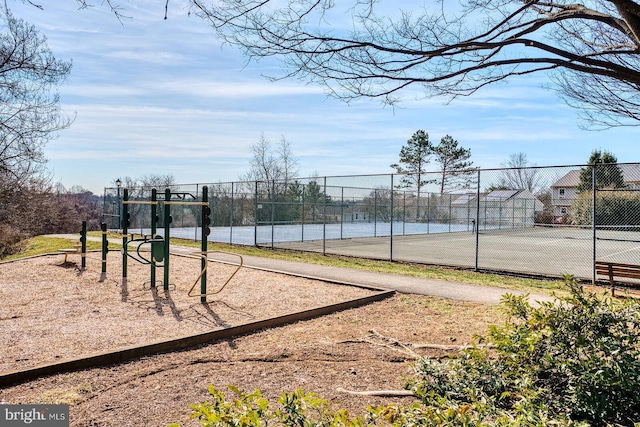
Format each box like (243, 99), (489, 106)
(604, 244), (640, 258)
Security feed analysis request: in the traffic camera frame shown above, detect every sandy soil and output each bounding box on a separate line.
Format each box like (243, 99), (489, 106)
(0, 252), (502, 426)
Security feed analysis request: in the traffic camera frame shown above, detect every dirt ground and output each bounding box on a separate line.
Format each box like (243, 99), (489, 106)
(0, 252), (503, 426)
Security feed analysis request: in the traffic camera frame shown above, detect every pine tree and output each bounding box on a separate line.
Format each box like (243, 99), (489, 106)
(390, 130), (436, 219)
(432, 135), (474, 194)
(577, 150), (625, 192)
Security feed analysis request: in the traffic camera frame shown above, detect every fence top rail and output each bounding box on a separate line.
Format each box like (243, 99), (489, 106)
(103, 162), (640, 192)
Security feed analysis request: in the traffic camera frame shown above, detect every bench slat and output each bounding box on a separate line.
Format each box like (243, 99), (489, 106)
(595, 261), (640, 268)
(595, 260), (640, 296)
(595, 266), (640, 275)
(598, 271), (640, 280)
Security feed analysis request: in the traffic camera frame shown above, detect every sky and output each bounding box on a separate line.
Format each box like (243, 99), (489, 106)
(8, 1), (640, 194)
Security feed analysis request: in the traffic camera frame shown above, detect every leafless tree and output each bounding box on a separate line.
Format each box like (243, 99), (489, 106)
(240, 133), (299, 185)
(0, 6), (71, 187)
(0, 6), (72, 256)
(27, 1), (640, 127)
(177, 0), (640, 129)
(498, 152), (546, 194)
(27, 0), (640, 127)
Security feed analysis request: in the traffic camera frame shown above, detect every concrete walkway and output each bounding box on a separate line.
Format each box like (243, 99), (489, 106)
(48, 234), (556, 305)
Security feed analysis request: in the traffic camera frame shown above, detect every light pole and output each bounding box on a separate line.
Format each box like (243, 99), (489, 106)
(116, 178), (122, 231)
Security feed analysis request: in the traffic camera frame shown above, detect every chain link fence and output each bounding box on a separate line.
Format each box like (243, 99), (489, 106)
(103, 162), (640, 282)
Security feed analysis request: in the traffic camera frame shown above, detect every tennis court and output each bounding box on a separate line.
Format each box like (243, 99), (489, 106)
(164, 223), (640, 281)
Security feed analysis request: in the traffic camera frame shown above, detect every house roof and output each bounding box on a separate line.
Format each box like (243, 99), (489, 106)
(551, 164), (640, 188)
(485, 189), (520, 201)
(551, 170), (581, 188)
(451, 193), (478, 205)
(622, 164), (640, 182)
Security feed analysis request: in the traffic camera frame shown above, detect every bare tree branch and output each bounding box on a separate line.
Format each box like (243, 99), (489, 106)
(22, 0), (640, 127)
(184, 0), (640, 128)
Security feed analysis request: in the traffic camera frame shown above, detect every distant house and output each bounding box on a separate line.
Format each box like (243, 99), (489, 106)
(342, 211), (369, 222)
(481, 189), (543, 227)
(451, 189), (543, 227)
(551, 164), (640, 222)
(450, 193), (481, 223)
(550, 170), (581, 221)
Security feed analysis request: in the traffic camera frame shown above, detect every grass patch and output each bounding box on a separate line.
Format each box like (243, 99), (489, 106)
(2, 236), (117, 262)
(171, 238), (562, 295)
(5, 234), (562, 294)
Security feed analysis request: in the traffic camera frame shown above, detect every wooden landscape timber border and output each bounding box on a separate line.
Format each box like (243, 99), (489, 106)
(0, 286), (394, 388)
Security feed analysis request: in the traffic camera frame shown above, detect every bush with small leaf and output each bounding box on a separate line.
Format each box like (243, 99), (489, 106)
(172, 277), (640, 426)
(168, 385), (370, 427)
(409, 275), (640, 426)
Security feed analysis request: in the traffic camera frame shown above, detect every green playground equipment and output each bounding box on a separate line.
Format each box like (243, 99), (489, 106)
(58, 221), (87, 268)
(121, 188), (166, 288)
(118, 186), (234, 301)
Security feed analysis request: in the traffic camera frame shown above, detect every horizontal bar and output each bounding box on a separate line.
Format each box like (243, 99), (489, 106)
(122, 201), (158, 205)
(163, 201), (208, 206)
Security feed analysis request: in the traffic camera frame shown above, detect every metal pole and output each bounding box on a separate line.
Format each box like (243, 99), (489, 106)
(271, 180), (275, 249)
(426, 193), (430, 234)
(254, 181), (258, 246)
(403, 191), (406, 235)
(122, 189), (128, 279)
(340, 187), (344, 240)
(592, 163), (597, 285)
(80, 220), (87, 270)
(374, 189), (378, 237)
(230, 182), (234, 244)
(164, 188), (171, 290)
(201, 186), (209, 303)
(150, 189), (157, 288)
(390, 174), (394, 262)
(448, 194), (452, 233)
(117, 185), (121, 233)
(194, 184), (199, 242)
(101, 222), (108, 273)
(301, 184), (305, 242)
(323, 176), (327, 255)
(475, 170), (481, 271)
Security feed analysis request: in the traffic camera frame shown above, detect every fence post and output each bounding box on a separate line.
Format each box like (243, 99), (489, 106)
(322, 176), (327, 255)
(340, 186), (344, 240)
(390, 174), (394, 262)
(402, 191), (406, 235)
(301, 183), (306, 242)
(592, 163), (597, 285)
(230, 182), (234, 244)
(448, 194), (452, 233)
(374, 189), (378, 237)
(475, 169), (481, 271)
(426, 193), (430, 234)
(194, 184), (199, 241)
(271, 180), (275, 249)
(254, 181), (258, 246)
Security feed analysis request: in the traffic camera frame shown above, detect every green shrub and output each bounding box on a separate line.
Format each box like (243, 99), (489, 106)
(168, 385), (368, 427)
(174, 278), (640, 426)
(0, 224), (27, 259)
(409, 276), (640, 426)
(571, 189), (640, 227)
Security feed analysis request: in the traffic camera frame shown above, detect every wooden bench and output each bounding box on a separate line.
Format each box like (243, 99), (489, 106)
(595, 261), (640, 296)
(58, 242), (83, 263)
